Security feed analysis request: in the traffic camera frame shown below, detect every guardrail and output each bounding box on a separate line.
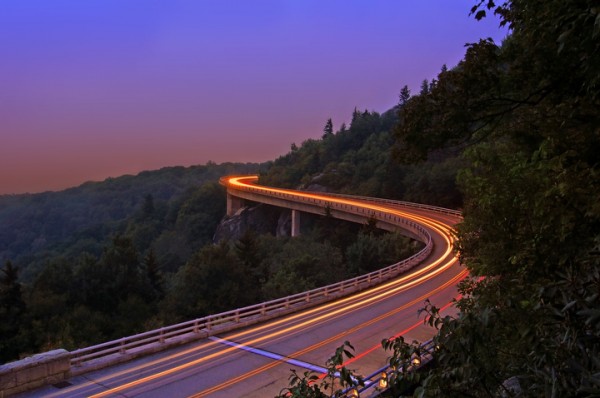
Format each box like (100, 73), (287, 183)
(69, 181), (438, 374)
(70, 237), (433, 373)
(322, 192), (463, 217)
(341, 339), (437, 397)
(219, 176), (462, 218)
(5, 177), (458, 396)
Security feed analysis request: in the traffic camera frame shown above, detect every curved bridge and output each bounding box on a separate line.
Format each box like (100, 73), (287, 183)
(8, 176), (463, 398)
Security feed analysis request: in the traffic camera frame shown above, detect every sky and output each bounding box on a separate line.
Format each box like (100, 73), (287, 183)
(0, 1), (507, 195)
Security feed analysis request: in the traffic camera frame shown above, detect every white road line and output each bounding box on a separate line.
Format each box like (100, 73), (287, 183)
(208, 336), (328, 373)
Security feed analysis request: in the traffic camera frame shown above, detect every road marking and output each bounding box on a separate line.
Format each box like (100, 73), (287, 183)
(208, 336), (328, 373)
(189, 268), (467, 397)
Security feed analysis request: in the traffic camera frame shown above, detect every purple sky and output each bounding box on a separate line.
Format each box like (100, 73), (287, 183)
(0, 1), (507, 195)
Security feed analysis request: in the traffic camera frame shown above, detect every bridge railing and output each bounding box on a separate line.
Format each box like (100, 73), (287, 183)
(341, 339), (437, 396)
(220, 176), (462, 218)
(69, 182), (438, 373)
(70, 239), (433, 372)
(322, 192), (462, 217)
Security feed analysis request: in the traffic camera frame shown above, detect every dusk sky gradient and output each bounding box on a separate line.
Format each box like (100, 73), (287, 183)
(1, 1), (507, 195)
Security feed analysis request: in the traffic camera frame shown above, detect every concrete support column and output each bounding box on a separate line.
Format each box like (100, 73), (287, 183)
(227, 193), (244, 216)
(291, 210), (301, 237)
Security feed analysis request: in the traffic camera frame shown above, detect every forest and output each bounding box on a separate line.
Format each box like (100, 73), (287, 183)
(279, 1), (599, 396)
(2, 1), (599, 396)
(0, 103), (436, 362)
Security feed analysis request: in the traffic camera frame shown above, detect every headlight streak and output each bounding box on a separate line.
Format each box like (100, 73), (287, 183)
(188, 269), (469, 398)
(82, 177), (461, 398)
(90, 257), (460, 398)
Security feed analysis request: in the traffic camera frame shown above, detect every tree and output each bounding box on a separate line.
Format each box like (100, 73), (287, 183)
(419, 79), (429, 96)
(144, 249), (164, 299)
(161, 242), (260, 322)
(399, 85), (411, 107)
(0, 261), (28, 362)
(142, 194), (155, 217)
(322, 118), (334, 139)
(234, 230), (265, 301)
(390, 1), (600, 395)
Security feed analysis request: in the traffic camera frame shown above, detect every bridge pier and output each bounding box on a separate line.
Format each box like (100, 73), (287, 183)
(291, 210), (301, 237)
(227, 193), (245, 216)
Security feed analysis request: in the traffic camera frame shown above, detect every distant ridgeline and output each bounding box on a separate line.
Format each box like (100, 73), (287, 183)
(0, 100), (460, 363)
(0, 103), (464, 287)
(0, 162), (262, 281)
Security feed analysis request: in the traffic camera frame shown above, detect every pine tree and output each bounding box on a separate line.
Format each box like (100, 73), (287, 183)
(144, 249), (164, 299)
(0, 261), (27, 362)
(419, 79), (430, 95)
(399, 85), (411, 107)
(322, 118), (334, 139)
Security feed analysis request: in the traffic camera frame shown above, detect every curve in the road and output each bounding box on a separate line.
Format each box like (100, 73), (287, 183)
(17, 177), (463, 398)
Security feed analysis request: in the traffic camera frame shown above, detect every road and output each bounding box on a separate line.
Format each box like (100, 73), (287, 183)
(17, 178), (463, 398)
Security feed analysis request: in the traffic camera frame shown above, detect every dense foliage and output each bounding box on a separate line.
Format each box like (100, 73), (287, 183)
(260, 107), (463, 209)
(0, 162), (260, 281)
(382, 1), (600, 396)
(0, 188), (418, 362)
(279, 1), (598, 397)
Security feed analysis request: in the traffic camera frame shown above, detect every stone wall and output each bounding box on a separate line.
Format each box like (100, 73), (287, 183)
(0, 349), (69, 397)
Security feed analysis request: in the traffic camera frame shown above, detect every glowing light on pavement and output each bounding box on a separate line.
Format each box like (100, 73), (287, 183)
(84, 176), (462, 398)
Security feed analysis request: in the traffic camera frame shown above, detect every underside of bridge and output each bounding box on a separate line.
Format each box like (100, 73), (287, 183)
(225, 189), (422, 242)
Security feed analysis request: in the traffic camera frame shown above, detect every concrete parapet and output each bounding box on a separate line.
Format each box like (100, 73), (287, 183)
(0, 349), (70, 397)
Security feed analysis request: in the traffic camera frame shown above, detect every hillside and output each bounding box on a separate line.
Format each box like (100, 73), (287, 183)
(0, 162), (261, 281)
(0, 109), (435, 362)
(260, 107), (462, 208)
(3, 3), (596, 394)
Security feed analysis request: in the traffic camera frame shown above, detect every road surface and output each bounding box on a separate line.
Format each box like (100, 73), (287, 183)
(17, 179), (463, 398)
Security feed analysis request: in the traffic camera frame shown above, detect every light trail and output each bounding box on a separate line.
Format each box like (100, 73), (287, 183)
(189, 269), (469, 397)
(81, 177), (461, 398)
(89, 257), (459, 397)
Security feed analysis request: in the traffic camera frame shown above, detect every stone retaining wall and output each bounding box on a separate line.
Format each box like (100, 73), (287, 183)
(0, 349), (69, 397)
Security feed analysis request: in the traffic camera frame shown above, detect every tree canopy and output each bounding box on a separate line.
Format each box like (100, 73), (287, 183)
(386, 1), (600, 396)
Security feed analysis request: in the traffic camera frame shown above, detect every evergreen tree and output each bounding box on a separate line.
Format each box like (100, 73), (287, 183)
(0, 261), (27, 362)
(144, 249), (164, 299)
(235, 229), (261, 269)
(322, 118), (334, 139)
(351, 107), (361, 125)
(398, 85), (411, 107)
(419, 79), (429, 95)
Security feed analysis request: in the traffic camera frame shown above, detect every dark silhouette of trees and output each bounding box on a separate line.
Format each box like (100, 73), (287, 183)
(387, 1), (600, 395)
(398, 85), (411, 107)
(322, 118), (334, 139)
(0, 261), (28, 362)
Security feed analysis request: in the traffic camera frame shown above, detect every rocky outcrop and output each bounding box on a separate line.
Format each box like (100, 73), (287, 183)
(213, 204), (292, 243)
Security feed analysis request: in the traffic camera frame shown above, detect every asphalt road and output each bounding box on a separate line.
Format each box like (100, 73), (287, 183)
(16, 188), (463, 398)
